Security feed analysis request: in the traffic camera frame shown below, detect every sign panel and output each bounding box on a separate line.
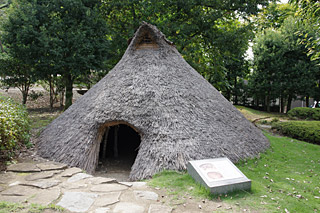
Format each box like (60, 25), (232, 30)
(187, 158), (251, 195)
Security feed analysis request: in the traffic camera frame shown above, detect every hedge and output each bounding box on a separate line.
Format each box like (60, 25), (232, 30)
(271, 121), (320, 145)
(0, 96), (30, 159)
(287, 107), (320, 120)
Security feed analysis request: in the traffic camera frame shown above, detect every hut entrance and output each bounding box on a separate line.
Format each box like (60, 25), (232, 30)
(96, 124), (141, 181)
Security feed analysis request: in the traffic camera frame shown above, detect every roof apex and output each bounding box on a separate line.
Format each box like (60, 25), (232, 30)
(127, 22), (174, 50)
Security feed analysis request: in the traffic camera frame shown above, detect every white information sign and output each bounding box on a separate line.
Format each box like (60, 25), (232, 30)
(187, 158), (251, 195)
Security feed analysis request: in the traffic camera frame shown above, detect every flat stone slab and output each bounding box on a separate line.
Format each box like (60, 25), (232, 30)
(67, 173), (93, 183)
(21, 180), (61, 189)
(88, 177), (117, 185)
(62, 182), (88, 190)
(94, 192), (121, 207)
(1, 185), (40, 196)
(36, 162), (67, 171)
(0, 172), (17, 184)
(7, 163), (41, 172)
(0, 195), (28, 203)
(9, 181), (21, 187)
(113, 202), (145, 213)
(148, 204), (173, 213)
(61, 167), (83, 177)
(95, 207), (111, 213)
(90, 184), (127, 192)
(57, 192), (98, 212)
(28, 187), (60, 205)
(119, 182), (133, 187)
(134, 190), (158, 201)
(25, 171), (55, 181)
(187, 158), (251, 195)
(120, 182), (147, 188)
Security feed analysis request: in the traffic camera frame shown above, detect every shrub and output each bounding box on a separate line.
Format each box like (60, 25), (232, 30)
(0, 96), (30, 159)
(271, 121), (320, 145)
(28, 90), (43, 101)
(287, 107), (320, 120)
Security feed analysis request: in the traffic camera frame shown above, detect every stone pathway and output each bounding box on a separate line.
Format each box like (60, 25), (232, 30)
(0, 161), (173, 213)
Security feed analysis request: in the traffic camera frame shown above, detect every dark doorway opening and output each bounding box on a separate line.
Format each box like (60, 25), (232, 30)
(96, 124), (141, 181)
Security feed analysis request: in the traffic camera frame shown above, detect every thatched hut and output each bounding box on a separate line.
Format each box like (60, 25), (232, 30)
(38, 22), (269, 180)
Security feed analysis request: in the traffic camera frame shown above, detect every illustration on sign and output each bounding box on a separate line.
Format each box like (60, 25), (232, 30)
(187, 158), (251, 195)
(196, 161), (243, 183)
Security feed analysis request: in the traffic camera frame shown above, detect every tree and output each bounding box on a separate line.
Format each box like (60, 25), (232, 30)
(0, 55), (37, 104)
(280, 17), (319, 110)
(249, 16), (318, 112)
(252, 2), (295, 31)
(1, 0), (109, 109)
(289, 0), (320, 106)
(0, 0), (10, 52)
(216, 20), (252, 104)
(37, 0), (109, 109)
(290, 0), (320, 60)
(101, 0), (270, 92)
(0, 0), (39, 104)
(250, 29), (286, 112)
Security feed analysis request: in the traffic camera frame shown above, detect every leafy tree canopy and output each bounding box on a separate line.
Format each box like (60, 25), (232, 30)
(252, 2), (296, 30)
(290, 0), (320, 60)
(101, 0), (271, 93)
(0, 0), (109, 108)
(250, 16), (319, 112)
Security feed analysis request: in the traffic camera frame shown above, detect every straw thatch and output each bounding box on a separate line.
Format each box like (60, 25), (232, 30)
(38, 22), (269, 180)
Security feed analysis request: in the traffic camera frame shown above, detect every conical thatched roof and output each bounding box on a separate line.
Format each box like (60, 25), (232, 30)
(38, 22), (269, 180)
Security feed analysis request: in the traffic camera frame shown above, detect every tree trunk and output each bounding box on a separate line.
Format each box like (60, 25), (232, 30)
(49, 76), (54, 109)
(64, 74), (73, 110)
(22, 90), (28, 105)
(306, 96), (309, 108)
(234, 76), (238, 105)
(225, 90), (231, 101)
(286, 95), (293, 113)
(265, 95), (270, 112)
(21, 83), (30, 105)
(279, 95), (282, 113)
(280, 95), (284, 113)
(60, 90), (65, 108)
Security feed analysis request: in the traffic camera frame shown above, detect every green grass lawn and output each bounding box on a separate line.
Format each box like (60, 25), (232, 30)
(29, 111), (59, 130)
(0, 202), (64, 213)
(235, 105), (287, 122)
(148, 133), (320, 212)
